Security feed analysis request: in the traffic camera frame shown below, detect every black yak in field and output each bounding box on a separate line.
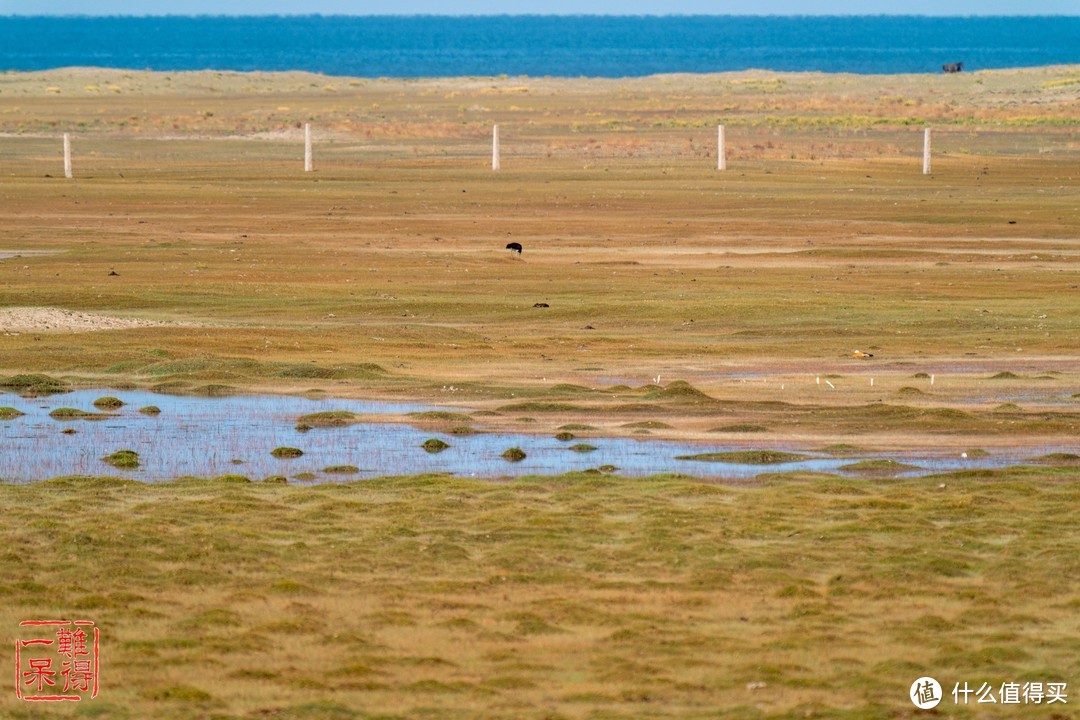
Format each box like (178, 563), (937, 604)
(942, 62), (963, 73)
(506, 242), (523, 253)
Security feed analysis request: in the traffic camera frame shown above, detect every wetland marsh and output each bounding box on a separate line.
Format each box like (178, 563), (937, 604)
(0, 65), (1078, 718)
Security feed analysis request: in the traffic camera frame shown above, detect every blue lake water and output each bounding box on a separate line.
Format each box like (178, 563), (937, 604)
(1, 16), (1077, 77)
(0, 389), (1042, 483)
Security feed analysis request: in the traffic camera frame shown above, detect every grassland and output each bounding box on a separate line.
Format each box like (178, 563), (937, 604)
(0, 65), (1078, 717)
(2, 470), (1080, 719)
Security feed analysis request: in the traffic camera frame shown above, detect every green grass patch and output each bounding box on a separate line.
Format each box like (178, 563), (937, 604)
(271, 447), (304, 459)
(0, 373), (69, 395)
(568, 443), (598, 453)
(496, 402), (587, 413)
(677, 450), (809, 464)
(408, 410), (472, 422)
(422, 438), (450, 453)
(101, 449), (140, 469)
(709, 424), (770, 433)
(621, 420), (674, 430)
(501, 447), (527, 462)
(48, 407), (112, 421)
(0, 406), (25, 420)
(839, 459), (922, 477)
(323, 465), (360, 474)
(297, 410), (359, 427)
(93, 396), (126, 409)
(1030, 453), (1080, 465)
(138, 405), (161, 416)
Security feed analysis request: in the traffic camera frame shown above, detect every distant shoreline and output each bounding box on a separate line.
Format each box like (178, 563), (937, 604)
(2, 15), (1077, 77)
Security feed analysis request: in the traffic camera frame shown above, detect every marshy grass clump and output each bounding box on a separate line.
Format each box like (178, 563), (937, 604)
(296, 410), (358, 427)
(839, 459), (922, 477)
(261, 475), (288, 484)
(710, 423), (770, 433)
(677, 450), (809, 464)
(271, 447), (304, 459)
(101, 449), (140, 469)
(0, 407), (25, 420)
(820, 443), (867, 456)
(1031, 453), (1080, 466)
(92, 396), (125, 410)
(138, 405), (161, 416)
(409, 411), (471, 422)
(621, 420), (674, 430)
(446, 426), (479, 435)
(554, 432), (575, 441)
(558, 423), (597, 431)
(501, 447), (527, 462)
(323, 465), (360, 474)
(569, 443), (598, 453)
(0, 373), (69, 396)
(497, 401), (587, 413)
(48, 407), (111, 421)
(422, 438), (450, 453)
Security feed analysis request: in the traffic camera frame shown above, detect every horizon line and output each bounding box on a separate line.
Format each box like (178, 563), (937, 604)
(3, 12), (1079, 18)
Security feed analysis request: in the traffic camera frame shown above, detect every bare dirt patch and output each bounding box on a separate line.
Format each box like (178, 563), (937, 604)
(0, 306), (169, 334)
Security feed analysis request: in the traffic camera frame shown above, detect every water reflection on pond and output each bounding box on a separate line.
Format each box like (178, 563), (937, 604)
(0, 389), (1036, 483)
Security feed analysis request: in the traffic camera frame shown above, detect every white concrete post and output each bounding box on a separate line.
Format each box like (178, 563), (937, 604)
(63, 133), (73, 179)
(922, 127), (931, 175)
(304, 123), (313, 172)
(492, 124), (500, 171)
(717, 124), (726, 171)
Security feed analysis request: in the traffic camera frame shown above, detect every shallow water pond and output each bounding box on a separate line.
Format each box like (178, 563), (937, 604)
(0, 389), (1042, 483)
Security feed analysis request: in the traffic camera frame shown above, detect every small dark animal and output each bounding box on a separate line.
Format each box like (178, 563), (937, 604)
(533, 302), (549, 308)
(505, 242), (522, 254)
(942, 62), (963, 73)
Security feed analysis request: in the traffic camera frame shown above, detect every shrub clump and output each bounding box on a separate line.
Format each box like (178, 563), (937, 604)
(102, 450), (140, 469)
(296, 410), (358, 427)
(323, 465), (360, 474)
(422, 438), (450, 453)
(501, 447), (527, 462)
(0, 374), (69, 395)
(271, 447), (304, 459)
(49, 408), (109, 421)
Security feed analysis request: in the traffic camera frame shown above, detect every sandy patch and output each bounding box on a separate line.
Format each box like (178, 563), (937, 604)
(0, 306), (168, 334)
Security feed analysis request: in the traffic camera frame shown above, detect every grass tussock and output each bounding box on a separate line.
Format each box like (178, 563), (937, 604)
(421, 438), (450, 453)
(48, 407), (113, 421)
(101, 449), (140, 469)
(297, 410), (359, 427)
(271, 446), (304, 459)
(839, 459), (922, 477)
(501, 447), (527, 462)
(677, 450), (810, 464)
